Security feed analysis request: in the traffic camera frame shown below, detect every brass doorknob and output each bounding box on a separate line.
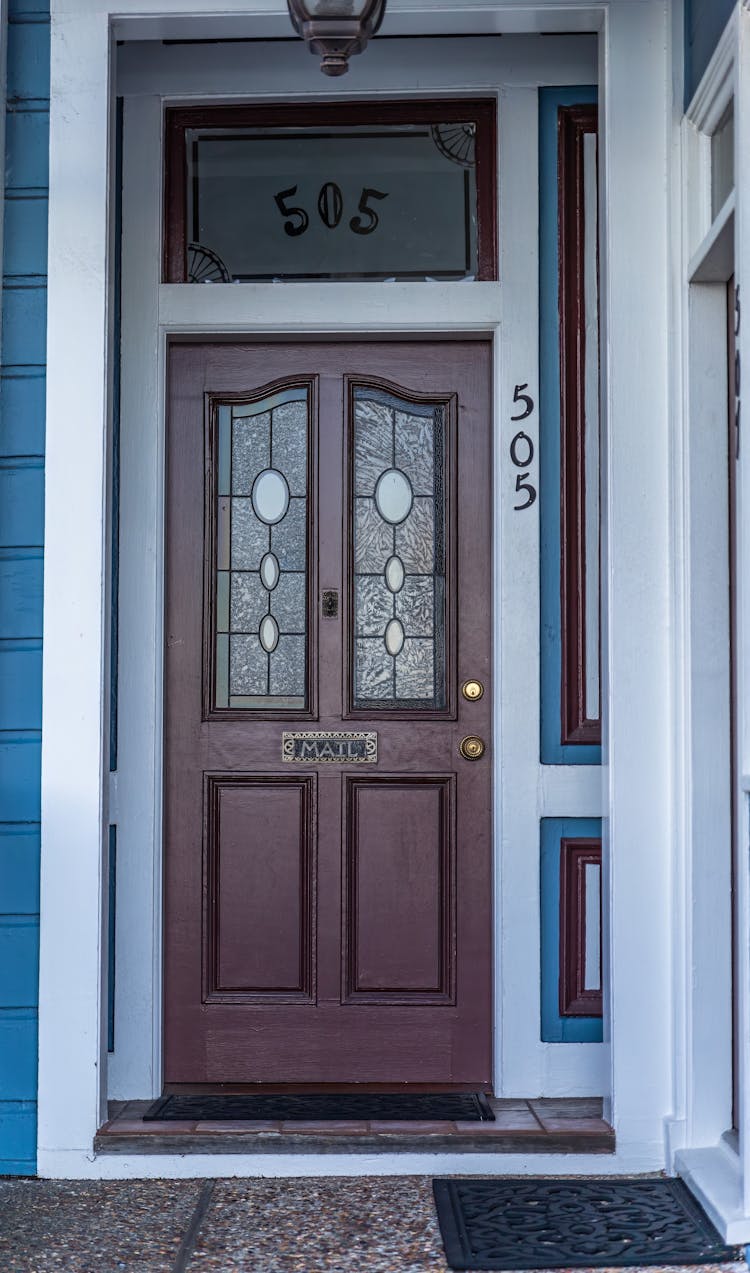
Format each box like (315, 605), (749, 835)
(459, 735), (486, 761)
(462, 679), (484, 701)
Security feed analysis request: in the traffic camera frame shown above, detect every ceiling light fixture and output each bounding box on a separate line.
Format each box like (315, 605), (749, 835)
(287, 0), (387, 77)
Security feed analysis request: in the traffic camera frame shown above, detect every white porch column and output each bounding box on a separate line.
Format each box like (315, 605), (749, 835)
(601, 0), (674, 1165)
(737, 0), (750, 1219)
(37, 8), (111, 1173)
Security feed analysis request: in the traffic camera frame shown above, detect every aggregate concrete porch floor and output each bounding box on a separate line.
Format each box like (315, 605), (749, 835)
(0, 1175), (748, 1273)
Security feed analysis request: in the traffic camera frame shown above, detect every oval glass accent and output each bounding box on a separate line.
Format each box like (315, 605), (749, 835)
(259, 614), (280, 653)
(260, 552), (280, 591)
(384, 555), (405, 594)
(375, 468), (413, 525)
(252, 468), (290, 525)
(384, 618), (405, 657)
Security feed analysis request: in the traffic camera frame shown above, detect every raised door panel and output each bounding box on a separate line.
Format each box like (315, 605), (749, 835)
(205, 775), (315, 1001)
(345, 776), (455, 1003)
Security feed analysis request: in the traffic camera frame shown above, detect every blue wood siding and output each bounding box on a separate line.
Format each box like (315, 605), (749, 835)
(685, 0), (736, 107)
(0, 0), (49, 1176)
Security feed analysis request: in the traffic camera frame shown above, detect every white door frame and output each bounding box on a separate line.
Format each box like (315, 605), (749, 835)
(39, 0), (676, 1184)
(111, 36), (604, 1110)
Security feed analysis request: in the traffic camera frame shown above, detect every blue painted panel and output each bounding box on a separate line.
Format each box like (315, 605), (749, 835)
(0, 1101), (37, 1171)
(0, 460), (44, 546)
(6, 18), (50, 101)
(0, 918), (39, 1006)
(0, 551), (43, 638)
(0, 370), (46, 457)
(1, 285), (47, 366)
(0, 1010), (37, 1098)
(686, 0), (736, 107)
(541, 817), (603, 1043)
(0, 825), (40, 912)
(0, 641), (43, 729)
(4, 107), (50, 191)
(3, 194), (48, 276)
(539, 87), (601, 766)
(0, 736), (41, 822)
(8, 2), (49, 18)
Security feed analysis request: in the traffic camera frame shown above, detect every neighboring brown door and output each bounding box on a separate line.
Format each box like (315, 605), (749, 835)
(164, 340), (493, 1086)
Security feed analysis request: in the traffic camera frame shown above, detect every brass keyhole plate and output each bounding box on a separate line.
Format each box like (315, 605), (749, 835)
(459, 735), (486, 761)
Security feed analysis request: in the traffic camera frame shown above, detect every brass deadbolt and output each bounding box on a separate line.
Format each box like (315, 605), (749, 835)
(462, 679), (484, 702)
(459, 735), (486, 761)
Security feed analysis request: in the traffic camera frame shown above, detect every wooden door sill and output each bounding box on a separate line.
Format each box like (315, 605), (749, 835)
(95, 1097), (615, 1156)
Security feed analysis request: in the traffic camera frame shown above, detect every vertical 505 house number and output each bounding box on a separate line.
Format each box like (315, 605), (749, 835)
(510, 382), (537, 510)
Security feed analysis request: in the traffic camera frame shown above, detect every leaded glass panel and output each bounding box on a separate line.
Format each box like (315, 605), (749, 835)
(214, 388), (309, 710)
(351, 386), (446, 710)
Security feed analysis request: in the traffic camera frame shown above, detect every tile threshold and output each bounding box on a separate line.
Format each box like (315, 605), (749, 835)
(95, 1098), (615, 1156)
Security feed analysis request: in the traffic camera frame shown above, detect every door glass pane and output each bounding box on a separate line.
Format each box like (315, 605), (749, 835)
(214, 387), (309, 711)
(711, 101), (734, 220)
(351, 386), (446, 710)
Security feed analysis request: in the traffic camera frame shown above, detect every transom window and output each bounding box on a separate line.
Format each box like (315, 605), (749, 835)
(165, 101), (497, 283)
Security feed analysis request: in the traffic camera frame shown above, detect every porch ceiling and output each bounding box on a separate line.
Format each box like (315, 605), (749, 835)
(106, 0), (603, 43)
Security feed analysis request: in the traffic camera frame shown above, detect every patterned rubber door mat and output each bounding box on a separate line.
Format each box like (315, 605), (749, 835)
(432, 1178), (742, 1271)
(145, 1092), (495, 1122)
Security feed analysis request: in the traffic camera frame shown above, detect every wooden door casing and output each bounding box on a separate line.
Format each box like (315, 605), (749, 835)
(164, 340), (492, 1086)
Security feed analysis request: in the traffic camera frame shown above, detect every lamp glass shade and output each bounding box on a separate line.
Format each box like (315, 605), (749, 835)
(310, 1), (370, 14)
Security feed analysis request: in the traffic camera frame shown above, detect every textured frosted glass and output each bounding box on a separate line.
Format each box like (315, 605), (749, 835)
(395, 412), (434, 494)
(230, 501), (268, 569)
(354, 499), (393, 572)
(355, 401), (393, 493)
(351, 387), (446, 709)
(270, 636), (306, 697)
(230, 572), (267, 633)
(271, 499), (307, 571)
(396, 500), (435, 573)
(185, 121), (479, 283)
(396, 576), (434, 635)
(355, 576), (393, 636)
(396, 639), (435, 699)
(355, 639), (393, 699)
(232, 414), (270, 495)
(214, 389), (309, 709)
(272, 401), (308, 495)
(270, 573), (306, 632)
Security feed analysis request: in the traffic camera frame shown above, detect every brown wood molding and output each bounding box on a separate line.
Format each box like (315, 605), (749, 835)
(343, 775), (456, 1005)
(163, 99), (497, 283)
(558, 104), (601, 746)
(559, 837), (602, 1018)
(203, 773), (316, 1005)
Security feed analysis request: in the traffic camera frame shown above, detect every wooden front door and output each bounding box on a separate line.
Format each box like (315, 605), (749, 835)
(164, 339), (493, 1085)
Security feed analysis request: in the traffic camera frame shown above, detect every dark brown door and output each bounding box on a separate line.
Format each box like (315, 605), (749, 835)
(164, 340), (493, 1086)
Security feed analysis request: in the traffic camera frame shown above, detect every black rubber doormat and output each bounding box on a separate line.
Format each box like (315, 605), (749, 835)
(145, 1091), (495, 1122)
(433, 1178), (742, 1271)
